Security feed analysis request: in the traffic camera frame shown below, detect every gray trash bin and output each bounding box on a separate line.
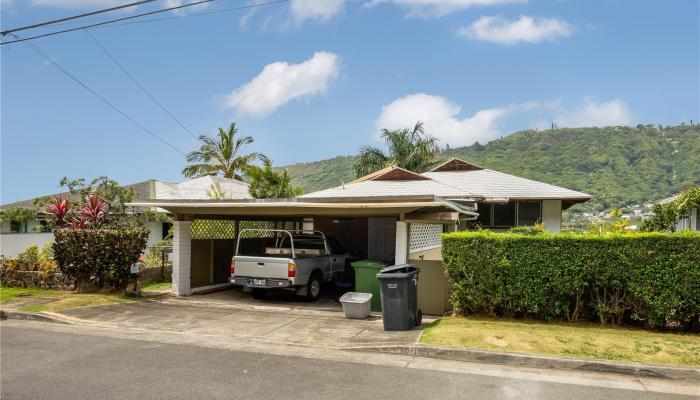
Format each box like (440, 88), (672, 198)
(377, 264), (422, 331)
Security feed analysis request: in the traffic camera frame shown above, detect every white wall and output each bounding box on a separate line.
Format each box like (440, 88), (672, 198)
(542, 200), (562, 233)
(0, 233), (54, 257)
(145, 221), (165, 247)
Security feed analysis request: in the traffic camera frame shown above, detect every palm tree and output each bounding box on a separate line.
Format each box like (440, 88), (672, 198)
(182, 123), (266, 180)
(354, 121), (440, 177)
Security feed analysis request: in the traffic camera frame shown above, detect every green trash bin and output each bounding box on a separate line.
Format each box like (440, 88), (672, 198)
(351, 260), (385, 312)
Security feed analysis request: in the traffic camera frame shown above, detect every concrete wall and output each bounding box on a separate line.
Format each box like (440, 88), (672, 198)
(145, 221), (165, 247)
(409, 259), (451, 316)
(0, 233), (54, 257)
(542, 200), (562, 233)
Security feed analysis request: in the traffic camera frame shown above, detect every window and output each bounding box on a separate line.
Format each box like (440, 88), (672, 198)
(517, 201), (541, 226)
(493, 203), (516, 227)
(328, 237), (344, 255)
(9, 221), (27, 233)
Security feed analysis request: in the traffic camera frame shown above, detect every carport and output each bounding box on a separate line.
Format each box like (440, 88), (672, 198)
(129, 195), (477, 315)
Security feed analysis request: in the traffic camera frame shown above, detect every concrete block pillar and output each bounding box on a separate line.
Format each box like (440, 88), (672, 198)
(172, 220), (192, 296)
(395, 221), (408, 265)
(302, 217), (314, 232)
(542, 200), (562, 233)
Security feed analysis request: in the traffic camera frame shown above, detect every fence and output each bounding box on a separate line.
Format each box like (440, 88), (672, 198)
(140, 244), (173, 283)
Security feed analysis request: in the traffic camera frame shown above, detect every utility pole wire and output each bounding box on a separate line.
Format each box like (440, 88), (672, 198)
(0, 0), (159, 36)
(13, 34), (186, 156)
(83, 28), (199, 141)
(94, 0), (290, 29)
(0, 0), (215, 46)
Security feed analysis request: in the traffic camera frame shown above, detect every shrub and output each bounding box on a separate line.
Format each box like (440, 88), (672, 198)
(53, 228), (148, 291)
(442, 231), (700, 331)
(17, 245), (40, 271)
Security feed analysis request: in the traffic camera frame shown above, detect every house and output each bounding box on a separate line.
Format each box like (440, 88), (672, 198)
(660, 195), (699, 231)
(129, 159), (591, 315)
(0, 176), (251, 257)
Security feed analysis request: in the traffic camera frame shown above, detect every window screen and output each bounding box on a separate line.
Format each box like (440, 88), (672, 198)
(493, 203), (516, 227)
(518, 201), (541, 226)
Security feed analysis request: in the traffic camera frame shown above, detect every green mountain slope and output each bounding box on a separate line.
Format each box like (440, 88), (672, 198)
(284, 125), (700, 213)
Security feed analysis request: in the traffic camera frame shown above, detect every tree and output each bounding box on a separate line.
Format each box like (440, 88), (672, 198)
(247, 160), (303, 199)
(641, 186), (700, 232)
(354, 121), (440, 177)
(58, 176), (134, 226)
(182, 122), (266, 180)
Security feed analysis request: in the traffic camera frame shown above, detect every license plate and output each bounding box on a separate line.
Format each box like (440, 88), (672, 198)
(253, 279), (266, 286)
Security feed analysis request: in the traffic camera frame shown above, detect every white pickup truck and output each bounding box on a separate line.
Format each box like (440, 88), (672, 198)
(230, 229), (349, 301)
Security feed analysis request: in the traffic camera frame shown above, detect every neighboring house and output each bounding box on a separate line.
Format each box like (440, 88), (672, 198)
(660, 195), (699, 231)
(130, 158), (591, 315)
(0, 176), (251, 257)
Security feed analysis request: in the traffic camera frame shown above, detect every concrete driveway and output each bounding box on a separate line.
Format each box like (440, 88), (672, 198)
(57, 288), (425, 348)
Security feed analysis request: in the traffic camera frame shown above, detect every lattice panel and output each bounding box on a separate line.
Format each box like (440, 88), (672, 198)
(409, 223), (443, 252)
(238, 220), (277, 238)
(192, 219), (237, 239)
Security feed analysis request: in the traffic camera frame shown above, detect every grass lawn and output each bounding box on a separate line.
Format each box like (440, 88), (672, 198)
(0, 286), (151, 313)
(421, 317), (700, 366)
(141, 281), (172, 293)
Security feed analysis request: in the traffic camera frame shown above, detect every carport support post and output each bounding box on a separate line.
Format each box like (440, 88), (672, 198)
(395, 220), (409, 265)
(172, 216), (193, 296)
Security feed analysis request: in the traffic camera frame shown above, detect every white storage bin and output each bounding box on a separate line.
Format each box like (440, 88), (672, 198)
(340, 292), (373, 319)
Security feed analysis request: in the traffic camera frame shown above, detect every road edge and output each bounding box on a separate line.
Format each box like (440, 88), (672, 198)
(345, 344), (700, 382)
(0, 309), (71, 325)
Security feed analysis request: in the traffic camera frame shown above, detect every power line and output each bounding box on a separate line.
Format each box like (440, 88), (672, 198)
(12, 34), (186, 156)
(1, 0), (290, 45)
(94, 0), (290, 29)
(0, 0), (159, 36)
(1, 0), (216, 46)
(83, 28), (199, 141)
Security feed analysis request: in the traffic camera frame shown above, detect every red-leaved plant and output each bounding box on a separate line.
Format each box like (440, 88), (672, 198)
(82, 195), (109, 227)
(47, 197), (71, 227)
(47, 195), (109, 229)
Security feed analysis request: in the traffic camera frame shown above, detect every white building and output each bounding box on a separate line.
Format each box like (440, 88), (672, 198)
(0, 176), (251, 257)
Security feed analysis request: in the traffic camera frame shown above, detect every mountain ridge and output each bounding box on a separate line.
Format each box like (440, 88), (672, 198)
(283, 124), (700, 214)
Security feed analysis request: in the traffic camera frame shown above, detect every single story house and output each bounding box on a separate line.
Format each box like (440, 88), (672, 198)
(0, 176), (251, 257)
(129, 159), (591, 315)
(660, 195), (699, 231)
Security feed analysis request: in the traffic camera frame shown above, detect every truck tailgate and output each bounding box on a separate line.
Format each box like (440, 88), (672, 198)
(233, 256), (290, 279)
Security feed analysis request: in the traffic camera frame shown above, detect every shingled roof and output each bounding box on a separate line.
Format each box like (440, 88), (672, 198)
(300, 158), (590, 205)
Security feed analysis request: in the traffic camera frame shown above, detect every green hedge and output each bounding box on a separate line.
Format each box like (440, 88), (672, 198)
(53, 228), (148, 291)
(442, 231), (700, 330)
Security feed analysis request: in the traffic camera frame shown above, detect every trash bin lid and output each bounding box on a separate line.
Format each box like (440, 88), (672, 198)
(351, 260), (385, 270)
(376, 263), (420, 278)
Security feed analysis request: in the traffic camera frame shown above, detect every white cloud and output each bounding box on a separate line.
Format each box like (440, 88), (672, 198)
(553, 99), (633, 128)
(375, 93), (510, 146)
(364, 0), (526, 18)
(162, 0), (209, 15)
(459, 15), (573, 44)
(222, 51), (341, 117)
(375, 95), (635, 146)
(290, 0), (344, 23)
(30, 0), (125, 7)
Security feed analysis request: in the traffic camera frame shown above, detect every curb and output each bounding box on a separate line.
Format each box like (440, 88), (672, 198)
(346, 344), (700, 382)
(0, 309), (71, 325)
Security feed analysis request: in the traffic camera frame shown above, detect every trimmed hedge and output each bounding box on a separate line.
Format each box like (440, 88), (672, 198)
(53, 228), (148, 291)
(442, 231), (700, 330)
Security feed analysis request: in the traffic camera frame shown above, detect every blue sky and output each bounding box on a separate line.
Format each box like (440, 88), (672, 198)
(1, 0), (698, 203)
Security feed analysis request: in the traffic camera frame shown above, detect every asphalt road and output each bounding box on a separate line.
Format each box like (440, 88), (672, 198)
(1, 323), (696, 400)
